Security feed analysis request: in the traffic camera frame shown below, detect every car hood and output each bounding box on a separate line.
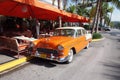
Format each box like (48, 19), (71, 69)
(35, 36), (73, 49)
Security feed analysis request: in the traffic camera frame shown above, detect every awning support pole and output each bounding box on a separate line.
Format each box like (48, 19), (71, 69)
(36, 20), (40, 39)
(59, 16), (62, 27)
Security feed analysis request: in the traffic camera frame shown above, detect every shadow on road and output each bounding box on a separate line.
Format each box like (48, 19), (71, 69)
(117, 39), (120, 42)
(0, 49), (17, 59)
(28, 57), (68, 68)
(102, 60), (120, 80)
(108, 30), (120, 37)
(29, 57), (57, 68)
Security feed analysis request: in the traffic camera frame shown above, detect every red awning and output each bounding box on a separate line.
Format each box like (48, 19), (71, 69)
(0, 0), (89, 22)
(61, 10), (90, 22)
(0, 0), (62, 20)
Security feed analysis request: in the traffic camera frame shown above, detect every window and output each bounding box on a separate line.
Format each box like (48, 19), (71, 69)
(82, 29), (87, 35)
(76, 30), (82, 37)
(54, 29), (75, 37)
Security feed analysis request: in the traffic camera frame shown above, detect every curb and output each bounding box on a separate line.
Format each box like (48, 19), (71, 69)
(0, 56), (33, 72)
(92, 37), (105, 42)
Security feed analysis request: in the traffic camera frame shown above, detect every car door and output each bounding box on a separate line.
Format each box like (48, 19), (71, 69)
(74, 29), (86, 53)
(81, 29), (88, 48)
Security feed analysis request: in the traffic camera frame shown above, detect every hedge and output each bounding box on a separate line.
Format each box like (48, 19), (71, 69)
(92, 33), (103, 39)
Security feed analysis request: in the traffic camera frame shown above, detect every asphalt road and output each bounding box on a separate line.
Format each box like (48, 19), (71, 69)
(0, 29), (120, 80)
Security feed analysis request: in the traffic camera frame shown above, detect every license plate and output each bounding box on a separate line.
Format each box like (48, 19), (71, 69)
(40, 54), (47, 59)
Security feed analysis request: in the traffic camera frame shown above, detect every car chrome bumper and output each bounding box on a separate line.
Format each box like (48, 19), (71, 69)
(34, 51), (68, 63)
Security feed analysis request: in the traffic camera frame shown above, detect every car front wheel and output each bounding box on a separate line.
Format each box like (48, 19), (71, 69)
(66, 49), (74, 63)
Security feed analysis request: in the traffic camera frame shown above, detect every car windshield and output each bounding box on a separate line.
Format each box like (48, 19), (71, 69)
(53, 29), (75, 37)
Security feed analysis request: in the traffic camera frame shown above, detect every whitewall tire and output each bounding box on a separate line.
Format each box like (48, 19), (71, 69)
(66, 49), (74, 63)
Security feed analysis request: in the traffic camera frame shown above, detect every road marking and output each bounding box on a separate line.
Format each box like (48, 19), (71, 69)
(0, 56), (33, 72)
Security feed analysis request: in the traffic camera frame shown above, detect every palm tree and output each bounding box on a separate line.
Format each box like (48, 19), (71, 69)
(100, 3), (114, 27)
(104, 15), (110, 26)
(111, 0), (120, 9)
(92, 0), (115, 33)
(108, 6), (114, 26)
(77, 7), (90, 17)
(102, 0), (120, 26)
(68, 0), (117, 32)
(66, 4), (76, 13)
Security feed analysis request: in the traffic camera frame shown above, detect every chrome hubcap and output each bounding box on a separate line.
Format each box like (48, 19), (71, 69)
(68, 49), (73, 62)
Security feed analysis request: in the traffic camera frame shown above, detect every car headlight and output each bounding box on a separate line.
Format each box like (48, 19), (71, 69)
(58, 45), (64, 50)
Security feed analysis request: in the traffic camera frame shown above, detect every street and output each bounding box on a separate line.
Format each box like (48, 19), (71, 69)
(0, 29), (120, 80)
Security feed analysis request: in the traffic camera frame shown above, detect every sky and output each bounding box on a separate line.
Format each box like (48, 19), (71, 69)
(111, 7), (120, 21)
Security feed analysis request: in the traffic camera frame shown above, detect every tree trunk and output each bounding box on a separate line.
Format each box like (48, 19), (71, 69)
(91, 0), (99, 34)
(58, 0), (60, 9)
(99, 0), (103, 27)
(99, 7), (103, 28)
(95, 0), (102, 33)
(95, 12), (100, 33)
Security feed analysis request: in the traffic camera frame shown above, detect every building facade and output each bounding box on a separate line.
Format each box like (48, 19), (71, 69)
(39, 0), (63, 9)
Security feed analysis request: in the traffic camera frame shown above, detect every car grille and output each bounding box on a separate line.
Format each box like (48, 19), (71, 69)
(37, 48), (58, 54)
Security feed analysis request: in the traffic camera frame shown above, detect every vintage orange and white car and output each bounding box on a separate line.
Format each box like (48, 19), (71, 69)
(29, 27), (92, 63)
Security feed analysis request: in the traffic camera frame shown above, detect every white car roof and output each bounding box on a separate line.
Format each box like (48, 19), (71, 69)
(56, 27), (85, 30)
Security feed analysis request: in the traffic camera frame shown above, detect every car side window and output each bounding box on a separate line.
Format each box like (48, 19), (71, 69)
(82, 29), (87, 35)
(76, 29), (82, 37)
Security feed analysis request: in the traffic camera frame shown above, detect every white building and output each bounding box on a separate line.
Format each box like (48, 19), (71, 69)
(39, 0), (63, 9)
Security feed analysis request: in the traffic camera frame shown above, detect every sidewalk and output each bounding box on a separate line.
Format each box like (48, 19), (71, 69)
(0, 49), (33, 73)
(92, 37), (105, 42)
(0, 49), (17, 64)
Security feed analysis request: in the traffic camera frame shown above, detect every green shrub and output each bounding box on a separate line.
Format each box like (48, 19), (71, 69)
(92, 33), (103, 39)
